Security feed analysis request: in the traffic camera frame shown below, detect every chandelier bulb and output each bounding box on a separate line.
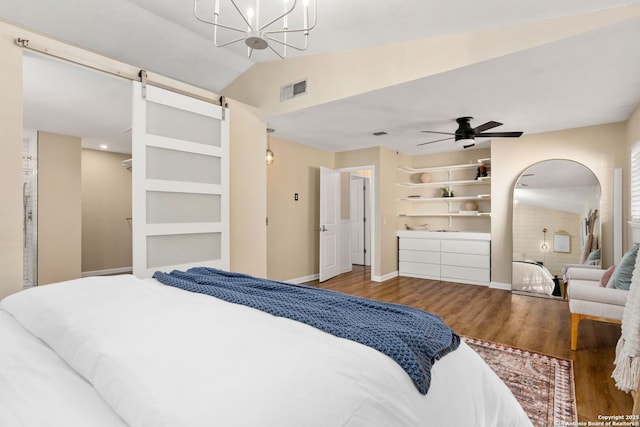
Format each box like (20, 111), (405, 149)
(194, 0), (316, 59)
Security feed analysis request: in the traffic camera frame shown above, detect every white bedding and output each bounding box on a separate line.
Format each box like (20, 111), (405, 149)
(512, 261), (556, 295)
(0, 310), (128, 427)
(0, 275), (532, 427)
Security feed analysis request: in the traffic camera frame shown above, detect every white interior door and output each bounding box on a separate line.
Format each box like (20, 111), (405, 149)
(363, 177), (371, 266)
(131, 81), (229, 278)
(350, 176), (365, 265)
(319, 166), (341, 282)
(350, 175), (371, 266)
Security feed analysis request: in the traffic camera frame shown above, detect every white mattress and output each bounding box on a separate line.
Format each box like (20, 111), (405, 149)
(0, 275), (532, 427)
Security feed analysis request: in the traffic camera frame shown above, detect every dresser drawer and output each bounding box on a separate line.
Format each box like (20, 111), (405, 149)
(399, 238), (440, 252)
(441, 252), (489, 269)
(399, 261), (440, 279)
(399, 249), (440, 264)
(441, 240), (490, 256)
(441, 265), (490, 283)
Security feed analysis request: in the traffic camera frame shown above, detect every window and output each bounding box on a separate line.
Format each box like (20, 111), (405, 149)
(631, 141), (640, 221)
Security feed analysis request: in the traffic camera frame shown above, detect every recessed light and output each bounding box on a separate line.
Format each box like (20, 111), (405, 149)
(99, 144), (108, 150)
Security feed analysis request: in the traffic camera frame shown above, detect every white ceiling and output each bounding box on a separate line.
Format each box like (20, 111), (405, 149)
(8, 0), (640, 155)
(23, 53), (132, 153)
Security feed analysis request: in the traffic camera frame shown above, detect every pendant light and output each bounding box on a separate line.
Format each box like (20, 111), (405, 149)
(266, 128), (275, 165)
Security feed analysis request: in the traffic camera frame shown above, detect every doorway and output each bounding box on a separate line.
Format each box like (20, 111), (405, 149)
(350, 173), (371, 267)
(22, 51), (132, 285)
(333, 165), (375, 281)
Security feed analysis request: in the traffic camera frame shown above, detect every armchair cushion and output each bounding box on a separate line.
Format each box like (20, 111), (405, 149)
(609, 244), (640, 290)
(587, 248), (601, 265)
(562, 263), (601, 281)
(601, 265), (616, 287)
(566, 267), (606, 282)
(568, 280), (629, 306)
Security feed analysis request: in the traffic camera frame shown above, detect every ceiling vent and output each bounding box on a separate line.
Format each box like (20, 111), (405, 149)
(280, 79), (307, 101)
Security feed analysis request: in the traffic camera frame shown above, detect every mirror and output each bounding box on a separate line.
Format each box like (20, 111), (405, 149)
(512, 159), (601, 298)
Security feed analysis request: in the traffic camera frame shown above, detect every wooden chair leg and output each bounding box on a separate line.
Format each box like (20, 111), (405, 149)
(571, 313), (583, 351)
(633, 380), (640, 416)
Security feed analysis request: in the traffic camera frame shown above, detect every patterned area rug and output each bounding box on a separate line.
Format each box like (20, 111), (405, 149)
(465, 337), (577, 427)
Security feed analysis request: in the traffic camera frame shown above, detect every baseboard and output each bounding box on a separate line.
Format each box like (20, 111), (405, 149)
(372, 270), (398, 282)
(287, 270), (396, 284)
(490, 281), (512, 291)
(82, 267), (132, 277)
(286, 274), (319, 285)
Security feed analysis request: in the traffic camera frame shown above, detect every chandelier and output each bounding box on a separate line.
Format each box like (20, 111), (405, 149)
(194, 0), (317, 59)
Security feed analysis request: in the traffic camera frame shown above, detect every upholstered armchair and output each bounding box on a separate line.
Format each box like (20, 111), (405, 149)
(567, 244), (639, 350)
(567, 267), (626, 350)
(561, 244), (601, 282)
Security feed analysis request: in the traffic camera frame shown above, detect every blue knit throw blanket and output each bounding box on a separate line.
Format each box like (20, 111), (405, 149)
(153, 267), (460, 394)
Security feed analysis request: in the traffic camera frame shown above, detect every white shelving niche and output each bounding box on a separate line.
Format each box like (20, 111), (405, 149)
(397, 158), (491, 233)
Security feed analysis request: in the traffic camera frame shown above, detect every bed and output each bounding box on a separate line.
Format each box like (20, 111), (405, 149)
(0, 270), (532, 427)
(512, 260), (557, 296)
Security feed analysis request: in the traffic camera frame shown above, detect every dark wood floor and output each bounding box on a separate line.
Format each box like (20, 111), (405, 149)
(306, 266), (630, 422)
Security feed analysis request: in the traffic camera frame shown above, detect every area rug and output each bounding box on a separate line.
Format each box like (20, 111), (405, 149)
(464, 337), (577, 427)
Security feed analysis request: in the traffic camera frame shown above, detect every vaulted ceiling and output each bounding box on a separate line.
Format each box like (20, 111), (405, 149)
(5, 0), (640, 155)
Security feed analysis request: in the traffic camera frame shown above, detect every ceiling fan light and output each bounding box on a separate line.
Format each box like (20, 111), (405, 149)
(454, 137), (475, 149)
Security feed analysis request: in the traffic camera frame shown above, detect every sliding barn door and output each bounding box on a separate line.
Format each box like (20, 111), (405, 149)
(131, 81), (229, 278)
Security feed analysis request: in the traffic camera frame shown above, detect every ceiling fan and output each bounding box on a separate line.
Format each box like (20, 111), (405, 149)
(418, 117), (523, 149)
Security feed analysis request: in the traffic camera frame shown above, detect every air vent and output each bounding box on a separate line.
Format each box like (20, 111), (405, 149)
(372, 131), (388, 136)
(280, 79), (307, 101)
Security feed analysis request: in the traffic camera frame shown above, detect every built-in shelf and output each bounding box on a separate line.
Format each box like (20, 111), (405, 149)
(398, 212), (491, 217)
(398, 195), (491, 202)
(397, 158), (491, 174)
(396, 157), (492, 227)
(398, 177), (490, 188)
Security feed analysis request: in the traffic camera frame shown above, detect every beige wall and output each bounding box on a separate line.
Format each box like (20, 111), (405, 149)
(0, 23), (23, 297)
(379, 147), (402, 277)
(629, 103), (640, 148)
(38, 131), (82, 285)
(228, 100), (267, 277)
(513, 204), (582, 276)
(81, 149), (132, 273)
(267, 136), (333, 281)
(492, 122), (628, 287)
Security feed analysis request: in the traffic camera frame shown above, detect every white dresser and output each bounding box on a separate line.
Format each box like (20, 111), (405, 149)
(397, 231), (491, 286)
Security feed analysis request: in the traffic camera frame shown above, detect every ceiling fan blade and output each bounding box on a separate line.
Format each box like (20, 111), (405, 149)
(472, 121), (502, 133)
(420, 130), (456, 136)
(477, 131), (523, 138)
(417, 136), (454, 146)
